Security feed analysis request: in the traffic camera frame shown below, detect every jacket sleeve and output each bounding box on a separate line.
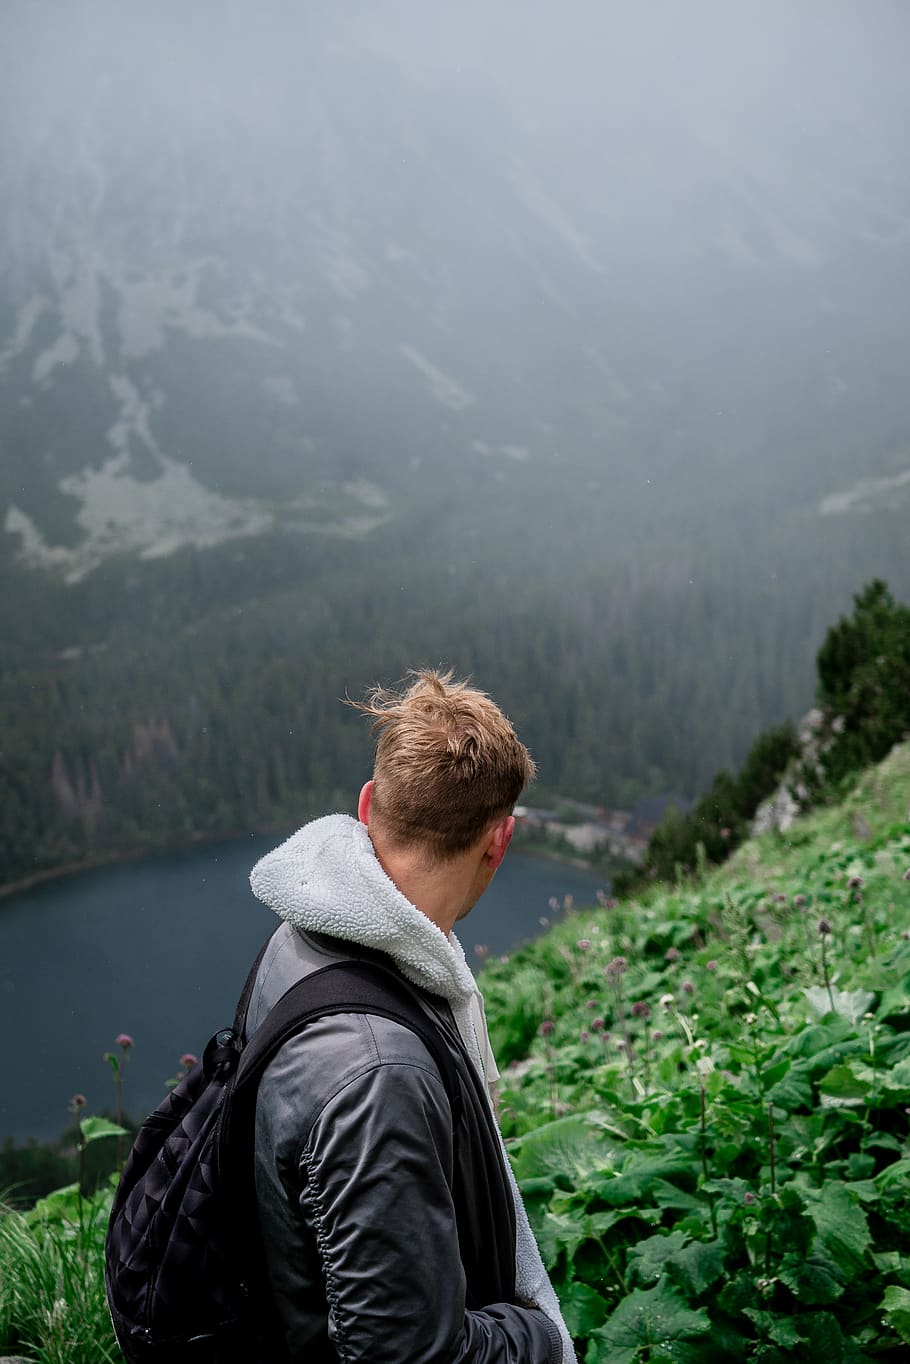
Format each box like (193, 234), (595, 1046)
(298, 1053), (561, 1364)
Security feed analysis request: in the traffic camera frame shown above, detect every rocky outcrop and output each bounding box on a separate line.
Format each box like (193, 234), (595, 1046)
(751, 708), (842, 835)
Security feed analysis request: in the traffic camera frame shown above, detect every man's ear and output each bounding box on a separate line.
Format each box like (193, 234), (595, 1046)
(357, 780), (373, 826)
(485, 815), (515, 870)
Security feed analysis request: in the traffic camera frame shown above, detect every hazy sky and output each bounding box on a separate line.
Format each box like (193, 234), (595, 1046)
(3, 0), (909, 557)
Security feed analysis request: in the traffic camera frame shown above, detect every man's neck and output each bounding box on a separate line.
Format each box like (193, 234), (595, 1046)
(370, 840), (484, 938)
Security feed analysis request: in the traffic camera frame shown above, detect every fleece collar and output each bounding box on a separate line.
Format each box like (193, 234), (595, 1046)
(249, 814), (477, 1006)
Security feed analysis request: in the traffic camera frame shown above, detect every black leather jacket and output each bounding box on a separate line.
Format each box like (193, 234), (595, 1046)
(247, 924), (561, 1364)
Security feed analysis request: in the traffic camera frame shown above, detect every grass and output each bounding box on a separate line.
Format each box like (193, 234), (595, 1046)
(0, 1181), (122, 1364)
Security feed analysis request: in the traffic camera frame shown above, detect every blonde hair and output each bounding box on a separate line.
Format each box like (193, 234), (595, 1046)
(350, 669), (535, 859)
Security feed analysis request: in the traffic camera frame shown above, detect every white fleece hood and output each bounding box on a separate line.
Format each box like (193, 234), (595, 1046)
(249, 812), (577, 1364)
(249, 813), (478, 1006)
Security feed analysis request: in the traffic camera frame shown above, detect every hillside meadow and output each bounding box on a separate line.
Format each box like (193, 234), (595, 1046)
(2, 743), (909, 1362)
(483, 741), (910, 1361)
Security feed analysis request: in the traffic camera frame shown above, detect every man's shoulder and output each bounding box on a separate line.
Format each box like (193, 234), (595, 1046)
(248, 923), (403, 1028)
(255, 997), (453, 1165)
(250, 926), (453, 1131)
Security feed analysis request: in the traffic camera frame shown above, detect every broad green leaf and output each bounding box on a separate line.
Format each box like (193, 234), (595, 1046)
(537, 1211), (588, 1271)
(80, 1115), (128, 1144)
(627, 1231), (690, 1288)
(796, 1310), (848, 1358)
(743, 1308), (804, 1349)
(872, 1250), (903, 1274)
(846, 1152), (876, 1180)
(881, 1285), (910, 1344)
(585, 1335), (635, 1364)
(766, 1062), (813, 1111)
(517, 1175), (557, 1199)
(778, 1248), (844, 1304)
(561, 1280), (610, 1337)
(26, 1183), (82, 1227)
(589, 1280), (710, 1363)
(510, 1114), (613, 1185)
(881, 1056), (910, 1098)
(650, 1180), (708, 1214)
(784, 1020), (854, 1061)
(593, 1148), (693, 1210)
(876, 1156), (910, 1190)
(877, 984), (910, 1019)
(670, 1238), (726, 1298)
(817, 1062), (870, 1108)
(806, 1181), (871, 1274)
(803, 986), (875, 1025)
(845, 1179), (879, 1204)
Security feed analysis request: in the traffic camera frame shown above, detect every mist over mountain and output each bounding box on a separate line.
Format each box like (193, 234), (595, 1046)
(2, 1), (909, 882)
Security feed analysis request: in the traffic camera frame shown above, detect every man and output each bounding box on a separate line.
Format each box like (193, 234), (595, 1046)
(247, 669), (576, 1363)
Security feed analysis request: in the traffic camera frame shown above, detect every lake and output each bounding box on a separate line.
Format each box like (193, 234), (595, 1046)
(0, 834), (606, 1142)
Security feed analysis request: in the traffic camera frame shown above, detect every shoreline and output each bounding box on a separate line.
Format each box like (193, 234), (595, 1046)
(1, 827), (612, 902)
(511, 839), (610, 876)
(0, 823), (296, 902)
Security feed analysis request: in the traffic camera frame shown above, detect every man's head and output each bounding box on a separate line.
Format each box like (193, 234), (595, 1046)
(350, 669), (535, 864)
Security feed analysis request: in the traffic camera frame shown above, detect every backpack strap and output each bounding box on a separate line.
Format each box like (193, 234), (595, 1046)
(232, 958), (465, 1130)
(230, 935), (276, 1036)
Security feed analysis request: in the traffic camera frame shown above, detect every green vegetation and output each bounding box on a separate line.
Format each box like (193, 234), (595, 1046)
(3, 747), (909, 1360)
(626, 579), (910, 894)
(0, 1118), (125, 1364)
(3, 576), (908, 1358)
(813, 580), (910, 792)
(622, 720), (799, 890)
(3, 542), (901, 889)
(481, 742), (910, 1361)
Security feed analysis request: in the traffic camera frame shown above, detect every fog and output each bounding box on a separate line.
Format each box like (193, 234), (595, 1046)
(1, 1), (909, 868)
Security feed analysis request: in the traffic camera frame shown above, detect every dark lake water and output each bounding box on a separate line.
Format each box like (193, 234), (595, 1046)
(0, 835), (606, 1142)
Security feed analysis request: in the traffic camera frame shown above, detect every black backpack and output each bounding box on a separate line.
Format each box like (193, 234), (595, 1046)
(104, 944), (463, 1363)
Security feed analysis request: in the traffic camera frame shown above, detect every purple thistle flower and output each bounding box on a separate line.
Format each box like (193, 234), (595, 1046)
(180, 1053), (198, 1069)
(631, 1001), (651, 1019)
(591, 1017), (605, 1032)
(706, 959), (718, 972)
(793, 894), (807, 908)
(586, 999), (599, 1010)
(604, 956), (628, 980)
(539, 1020), (555, 1036)
(846, 875), (864, 890)
(817, 918), (832, 936)
(576, 939), (592, 951)
(580, 1030), (590, 1043)
(70, 1093), (87, 1111)
(681, 980), (695, 995)
(115, 1033), (134, 1050)
(651, 1029), (664, 1042)
(664, 947), (681, 962)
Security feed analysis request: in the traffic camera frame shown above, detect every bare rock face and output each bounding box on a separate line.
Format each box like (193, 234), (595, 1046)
(751, 709), (829, 836)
